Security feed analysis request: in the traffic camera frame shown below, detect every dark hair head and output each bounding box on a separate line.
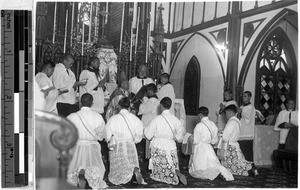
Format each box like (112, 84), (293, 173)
(161, 73), (170, 80)
(286, 99), (295, 104)
(81, 93), (93, 107)
(244, 91), (252, 97)
(224, 89), (233, 94)
(42, 60), (55, 70)
(63, 53), (74, 61)
(119, 97), (131, 109)
(224, 104), (237, 113)
(138, 64), (147, 70)
(89, 57), (99, 65)
(147, 83), (157, 93)
(160, 97), (172, 109)
(197, 106), (209, 116)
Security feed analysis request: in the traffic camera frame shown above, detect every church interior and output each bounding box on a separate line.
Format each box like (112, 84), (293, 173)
(34, 1), (298, 189)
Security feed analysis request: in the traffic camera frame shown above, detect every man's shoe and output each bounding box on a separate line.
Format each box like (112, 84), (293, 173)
(78, 169), (87, 189)
(175, 169), (187, 185)
(133, 167), (142, 184)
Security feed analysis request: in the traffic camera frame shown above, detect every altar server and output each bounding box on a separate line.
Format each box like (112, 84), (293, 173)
(237, 91), (256, 161)
(35, 60), (59, 113)
(79, 57), (106, 114)
(189, 107), (234, 181)
(157, 73), (176, 115)
(145, 97), (187, 185)
(138, 83), (160, 159)
(67, 93), (108, 189)
(274, 99), (298, 149)
(219, 105), (258, 176)
(216, 89), (238, 132)
(105, 97), (146, 185)
(138, 83), (160, 128)
(52, 54), (85, 117)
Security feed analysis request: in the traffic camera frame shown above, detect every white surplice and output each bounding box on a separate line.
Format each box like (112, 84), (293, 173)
(105, 109), (143, 185)
(217, 100), (238, 131)
(274, 109), (298, 144)
(79, 69), (105, 114)
(35, 72), (58, 113)
(129, 76), (154, 94)
(144, 110), (185, 185)
(220, 116), (253, 176)
(138, 96), (160, 128)
(239, 103), (256, 140)
(66, 107), (108, 189)
(34, 79), (45, 111)
(156, 83), (176, 115)
(189, 117), (234, 181)
(51, 63), (77, 104)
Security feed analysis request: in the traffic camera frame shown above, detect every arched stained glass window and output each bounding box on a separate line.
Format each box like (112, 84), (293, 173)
(255, 30), (294, 118)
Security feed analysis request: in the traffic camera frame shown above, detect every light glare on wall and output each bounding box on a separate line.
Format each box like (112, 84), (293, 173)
(215, 43), (227, 51)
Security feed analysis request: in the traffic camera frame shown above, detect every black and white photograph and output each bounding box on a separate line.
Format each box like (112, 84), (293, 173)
(0, 0), (298, 189)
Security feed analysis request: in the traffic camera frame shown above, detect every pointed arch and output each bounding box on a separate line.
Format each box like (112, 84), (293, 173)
(184, 56), (201, 115)
(238, 8), (297, 86)
(170, 32), (225, 81)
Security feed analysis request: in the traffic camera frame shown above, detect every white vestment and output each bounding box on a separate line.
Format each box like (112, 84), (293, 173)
(51, 63), (77, 104)
(66, 107), (108, 189)
(34, 79), (45, 111)
(274, 109), (298, 144)
(79, 69), (105, 114)
(239, 103), (256, 140)
(35, 72), (58, 113)
(105, 109), (143, 185)
(144, 110), (185, 185)
(157, 83), (176, 115)
(138, 96), (160, 128)
(129, 76), (154, 94)
(217, 100), (238, 131)
(189, 117), (234, 181)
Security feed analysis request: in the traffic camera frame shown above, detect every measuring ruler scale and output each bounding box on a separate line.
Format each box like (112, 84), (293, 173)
(1, 10), (32, 187)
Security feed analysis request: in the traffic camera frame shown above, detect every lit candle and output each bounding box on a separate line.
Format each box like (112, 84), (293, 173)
(145, 22), (150, 63)
(70, 2), (75, 47)
(88, 3), (93, 42)
(132, 2), (137, 29)
(105, 2), (109, 24)
(119, 3), (125, 54)
(94, 2), (99, 42)
(135, 7), (140, 56)
(63, 9), (68, 53)
(130, 21), (133, 62)
(52, 2), (57, 44)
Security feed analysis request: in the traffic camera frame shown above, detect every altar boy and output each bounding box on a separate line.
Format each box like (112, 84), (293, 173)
(237, 91), (256, 162)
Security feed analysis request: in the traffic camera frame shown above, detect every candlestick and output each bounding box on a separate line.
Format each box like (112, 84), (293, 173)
(63, 9), (68, 53)
(82, 21), (84, 56)
(52, 2), (57, 44)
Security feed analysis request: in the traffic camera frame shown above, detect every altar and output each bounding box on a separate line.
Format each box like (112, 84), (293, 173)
(254, 124), (279, 166)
